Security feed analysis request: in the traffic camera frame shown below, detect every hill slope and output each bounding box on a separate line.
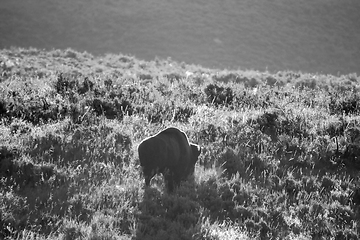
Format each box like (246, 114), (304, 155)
(1, 0), (360, 75)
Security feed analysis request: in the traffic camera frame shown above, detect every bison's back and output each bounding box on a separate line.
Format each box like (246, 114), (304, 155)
(156, 127), (191, 161)
(138, 136), (169, 170)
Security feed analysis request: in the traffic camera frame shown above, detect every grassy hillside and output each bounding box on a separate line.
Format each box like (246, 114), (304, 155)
(1, 0), (360, 75)
(1, 47), (360, 239)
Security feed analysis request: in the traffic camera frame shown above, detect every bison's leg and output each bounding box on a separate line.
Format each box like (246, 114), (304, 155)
(163, 169), (175, 192)
(166, 178), (174, 193)
(172, 172), (182, 189)
(143, 167), (156, 187)
(164, 170), (184, 192)
(145, 176), (151, 186)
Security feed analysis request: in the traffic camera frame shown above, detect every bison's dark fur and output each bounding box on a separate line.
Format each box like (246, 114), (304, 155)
(138, 127), (201, 192)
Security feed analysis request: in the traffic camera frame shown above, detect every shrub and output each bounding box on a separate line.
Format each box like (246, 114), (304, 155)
(329, 92), (360, 115)
(269, 208), (288, 236)
(328, 203), (355, 229)
(198, 124), (223, 144)
(322, 117), (347, 138)
(212, 72), (242, 83)
(218, 183), (235, 219)
(92, 98), (117, 119)
(244, 219), (257, 234)
(0, 95), (65, 125)
(27, 125), (132, 168)
(335, 229), (359, 240)
(234, 89), (270, 109)
(164, 72), (183, 81)
(295, 78), (317, 90)
(250, 109), (282, 141)
(91, 97), (133, 120)
(284, 177), (301, 198)
(233, 206), (253, 222)
(219, 147), (243, 178)
(342, 144), (360, 171)
(204, 84), (234, 106)
(302, 176), (319, 194)
(321, 176), (336, 192)
(138, 73), (153, 80)
(350, 186), (360, 207)
(78, 77), (94, 94)
(269, 175), (282, 191)
(264, 75), (284, 86)
(309, 202), (325, 219)
(0, 157), (71, 236)
(0, 99), (6, 116)
(344, 127), (360, 145)
(232, 183), (258, 208)
(55, 72), (79, 95)
(0, 146), (20, 187)
(1, 155), (66, 190)
(197, 178), (223, 220)
(258, 220), (271, 239)
(173, 105), (195, 123)
(140, 102), (172, 123)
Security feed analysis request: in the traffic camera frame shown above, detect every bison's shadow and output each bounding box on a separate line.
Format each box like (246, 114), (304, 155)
(135, 177), (199, 240)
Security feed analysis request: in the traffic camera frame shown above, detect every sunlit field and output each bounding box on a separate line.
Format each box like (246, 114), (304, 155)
(1, 48), (360, 239)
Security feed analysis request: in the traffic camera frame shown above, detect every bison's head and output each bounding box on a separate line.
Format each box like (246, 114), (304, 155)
(190, 143), (201, 165)
(183, 143), (201, 178)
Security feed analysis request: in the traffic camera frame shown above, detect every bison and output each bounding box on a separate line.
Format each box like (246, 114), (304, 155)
(138, 127), (201, 192)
